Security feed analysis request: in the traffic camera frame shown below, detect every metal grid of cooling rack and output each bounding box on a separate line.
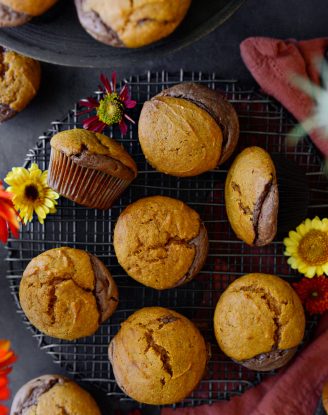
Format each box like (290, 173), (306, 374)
(5, 70), (328, 408)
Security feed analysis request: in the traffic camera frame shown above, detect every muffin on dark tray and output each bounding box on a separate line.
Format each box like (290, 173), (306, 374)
(0, 0), (58, 27)
(0, 48), (41, 122)
(75, 0), (192, 48)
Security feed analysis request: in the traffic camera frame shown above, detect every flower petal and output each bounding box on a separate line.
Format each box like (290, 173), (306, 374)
(119, 120), (128, 136)
(100, 74), (112, 94)
(124, 99), (137, 109)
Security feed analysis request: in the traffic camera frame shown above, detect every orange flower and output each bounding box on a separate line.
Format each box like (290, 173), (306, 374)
(0, 181), (19, 244)
(0, 341), (17, 415)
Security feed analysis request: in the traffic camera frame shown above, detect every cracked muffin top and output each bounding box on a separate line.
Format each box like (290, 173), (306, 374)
(214, 273), (305, 362)
(75, 0), (191, 48)
(138, 83), (230, 177)
(225, 146), (279, 246)
(113, 196), (208, 290)
(0, 48), (40, 122)
(10, 375), (101, 415)
(19, 247), (118, 340)
(50, 129), (137, 181)
(108, 306), (208, 405)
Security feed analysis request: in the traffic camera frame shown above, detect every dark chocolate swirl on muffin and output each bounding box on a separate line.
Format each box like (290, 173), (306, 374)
(0, 2), (31, 27)
(157, 82), (240, 164)
(139, 82), (239, 177)
(74, 0), (191, 48)
(114, 196), (209, 290)
(225, 146), (279, 246)
(48, 129), (137, 210)
(11, 375), (101, 415)
(0, 47), (40, 122)
(11, 375), (65, 415)
(214, 273), (305, 372)
(19, 247), (119, 340)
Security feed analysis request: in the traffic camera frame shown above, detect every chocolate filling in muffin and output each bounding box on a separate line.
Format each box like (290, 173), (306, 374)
(89, 254), (118, 323)
(0, 47), (16, 122)
(239, 348), (297, 371)
(75, 0), (124, 47)
(233, 284), (299, 371)
(0, 2), (31, 27)
(0, 103), (16, 122)
(70, 147), (136, 182)
(173, 223), (209, 287)
(157, 82), (239, 164)
(11, 375), (66, 415)
(252, 176), (278, 246)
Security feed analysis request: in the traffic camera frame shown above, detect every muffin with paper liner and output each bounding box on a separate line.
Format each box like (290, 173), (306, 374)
(48, 129), (137, 210)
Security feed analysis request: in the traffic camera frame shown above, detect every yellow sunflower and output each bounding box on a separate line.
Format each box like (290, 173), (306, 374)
(284, 217), (328, 278)
(4, 163), (59, 224)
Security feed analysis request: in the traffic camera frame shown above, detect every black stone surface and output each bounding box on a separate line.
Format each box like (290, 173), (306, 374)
(0, 0), (326, 413)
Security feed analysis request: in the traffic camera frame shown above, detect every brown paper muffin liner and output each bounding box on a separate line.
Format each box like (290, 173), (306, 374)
(48, 149), (132, 210)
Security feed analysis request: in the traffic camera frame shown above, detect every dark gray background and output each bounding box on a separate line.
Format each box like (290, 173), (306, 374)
(0, 0), (327, 413)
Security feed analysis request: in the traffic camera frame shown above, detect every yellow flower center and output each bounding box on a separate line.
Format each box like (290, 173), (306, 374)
(24, 184), (39, 202)
(298, 229), (328, 266)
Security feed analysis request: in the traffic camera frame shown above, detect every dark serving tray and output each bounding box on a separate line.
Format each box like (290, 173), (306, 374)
(6, 71), (327, 411)
(0, 0), (245, 67)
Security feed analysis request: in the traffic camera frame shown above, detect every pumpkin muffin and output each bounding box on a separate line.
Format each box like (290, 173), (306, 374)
(10, 375), (101, 415)
(225, 146), (279, 246)
(113, 196), (208, 290)
(0, 0), (58, 27)
(75, 0), (191, 48)
(214, 273), (305, 371)
(138, 83), (239, 177)
(48, 129), (137, 209)
(0, 48), (41, 122)
(19, 247), (118, 340)
(108, 307), (208, 405)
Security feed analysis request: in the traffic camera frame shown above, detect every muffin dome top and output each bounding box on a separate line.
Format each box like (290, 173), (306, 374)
(214, 273), (305, 361)
(139, 97), (223, 177)
(10, 375), (101, 415)
(157, 83), (239, 164)
(0, 0), (58, 16)
(113, 196), (208, 290)
(78, 0), (191, 48)
(225, 146), (278, 246)
(50, 129), (137, 179)
(0, 48), (40, 113)
(19, 247), (118, 340)
(108, 307), (207, 405)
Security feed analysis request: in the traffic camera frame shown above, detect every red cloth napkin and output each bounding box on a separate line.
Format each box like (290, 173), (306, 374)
(162, 313), (328, 415)
(240, 37), (328, 157)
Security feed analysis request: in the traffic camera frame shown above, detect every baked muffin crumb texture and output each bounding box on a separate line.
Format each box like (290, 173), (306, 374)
(114, 196), (208, 289)
(214, 274), (305, 362)
(109, 307), (207, 405)
(19, 247), (118, 340)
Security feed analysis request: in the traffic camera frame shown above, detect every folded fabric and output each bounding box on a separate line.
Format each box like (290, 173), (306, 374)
(162, 313), (328, 415)
(240, 36), (328, 157)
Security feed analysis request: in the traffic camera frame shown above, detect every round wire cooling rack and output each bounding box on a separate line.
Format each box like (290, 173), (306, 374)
(5, 70), (328, 409)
